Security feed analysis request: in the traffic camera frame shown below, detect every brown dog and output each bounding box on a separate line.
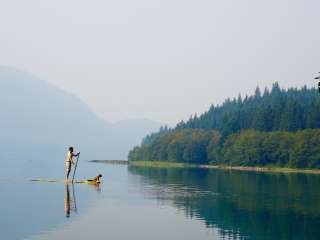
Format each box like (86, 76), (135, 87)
(87, 174), (102, 184)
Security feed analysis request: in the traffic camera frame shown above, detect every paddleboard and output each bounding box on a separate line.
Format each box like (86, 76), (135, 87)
(30, 179), (101, 184)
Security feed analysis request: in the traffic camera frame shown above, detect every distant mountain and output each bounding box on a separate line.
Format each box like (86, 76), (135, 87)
(0, 66), (161, 161)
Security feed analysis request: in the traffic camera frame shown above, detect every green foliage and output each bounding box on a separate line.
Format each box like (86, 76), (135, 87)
(129, 129), (320, 169)
(222, 130), (265, 166)
(128, 129), (220, 164)
(178, 83), (319, 135)
(128, 84), (320, 168)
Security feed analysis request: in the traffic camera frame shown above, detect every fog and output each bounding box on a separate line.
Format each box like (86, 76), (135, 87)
(0, 0), (319, 124)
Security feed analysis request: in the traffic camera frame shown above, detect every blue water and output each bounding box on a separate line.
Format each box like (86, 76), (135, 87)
(1, 154), (320, 240)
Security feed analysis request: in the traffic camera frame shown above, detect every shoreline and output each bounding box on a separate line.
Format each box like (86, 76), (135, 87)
(89, 160), (129, 165)
(90, 160), (320, 174)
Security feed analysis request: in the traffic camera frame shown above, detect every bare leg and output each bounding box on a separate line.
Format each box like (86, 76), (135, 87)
(66, 168), (71, 183)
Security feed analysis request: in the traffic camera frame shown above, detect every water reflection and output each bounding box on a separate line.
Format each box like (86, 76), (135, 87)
(64, 183), (102, 218)
(64, 184), (77, 218)
(92, 183), (101, 192)
(128, 166), (320, 240)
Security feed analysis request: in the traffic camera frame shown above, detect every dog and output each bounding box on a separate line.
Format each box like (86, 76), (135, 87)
(87, 174), (102, 184)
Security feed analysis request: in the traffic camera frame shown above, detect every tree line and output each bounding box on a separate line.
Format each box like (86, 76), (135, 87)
(129, 83), (320, 168)
(129, 129), (320, 168)
(176, 83), (320, 136)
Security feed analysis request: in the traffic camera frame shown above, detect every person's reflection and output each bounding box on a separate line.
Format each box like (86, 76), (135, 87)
(64, 183), (71, 217)
(64, 182), (102, 217)
(64, 183), (77, 218)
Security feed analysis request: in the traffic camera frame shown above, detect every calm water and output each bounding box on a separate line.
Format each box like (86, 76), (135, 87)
(1, 157), (320, 240)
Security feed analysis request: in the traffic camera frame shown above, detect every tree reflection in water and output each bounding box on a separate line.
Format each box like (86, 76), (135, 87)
(129, 166), (320, 240)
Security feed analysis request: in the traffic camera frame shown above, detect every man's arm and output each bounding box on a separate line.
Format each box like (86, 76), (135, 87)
(71, 152), (80, 164)
(72, 152), (80, 157)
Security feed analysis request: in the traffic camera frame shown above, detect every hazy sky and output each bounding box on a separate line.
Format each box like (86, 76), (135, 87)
(1, 0), (319, 124)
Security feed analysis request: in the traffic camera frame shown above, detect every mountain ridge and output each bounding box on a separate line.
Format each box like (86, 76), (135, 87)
(0, 66), (161, 160)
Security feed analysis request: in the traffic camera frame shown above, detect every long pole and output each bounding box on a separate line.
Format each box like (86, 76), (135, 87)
(72, 183), (77, 213)
(72, 154), (80, 183)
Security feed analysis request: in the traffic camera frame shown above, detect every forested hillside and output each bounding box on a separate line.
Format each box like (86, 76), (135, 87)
(129, 83), (320, 168)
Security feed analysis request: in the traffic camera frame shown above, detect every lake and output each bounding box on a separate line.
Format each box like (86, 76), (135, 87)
(1, 157), (320, 240)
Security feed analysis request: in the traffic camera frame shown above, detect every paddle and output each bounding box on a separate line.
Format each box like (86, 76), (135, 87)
(72, 153), (80, 183)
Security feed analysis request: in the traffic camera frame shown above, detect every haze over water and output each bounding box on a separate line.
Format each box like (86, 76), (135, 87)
(1, 0), (319, 239)
(2, 154), (320, 240)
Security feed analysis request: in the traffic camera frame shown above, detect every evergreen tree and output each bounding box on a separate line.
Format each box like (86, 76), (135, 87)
(129, 83), (320, 169)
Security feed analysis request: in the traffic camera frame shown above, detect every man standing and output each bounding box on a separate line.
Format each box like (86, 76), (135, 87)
(65, 146), (80, 183)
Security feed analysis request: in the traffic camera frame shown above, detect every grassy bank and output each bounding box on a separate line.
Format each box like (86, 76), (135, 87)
(129, 161), (195, 168)
(128, 161), (320, 174)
